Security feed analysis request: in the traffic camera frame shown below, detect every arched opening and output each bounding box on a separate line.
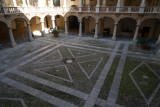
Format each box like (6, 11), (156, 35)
(0, 21), (10, 48)
(82, 16), (96, 37)
(140, 18), (160, 41)
(30, 16), (42, 37)
(11, 18), (29, 44)
(98, 17), (115, 38)
(68, 16), (79, 35)
(44, 15), (52, 34)
(117, 18), (137, 40)
(55, 15), (65, 32)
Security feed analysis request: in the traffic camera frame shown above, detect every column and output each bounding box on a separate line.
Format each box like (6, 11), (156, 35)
(112, 23), (118, 41)
(102, 0), (106, 7)
(27, 24), (34, 41)
(8, 28), (17, 47)
(94, 23), (98, 39)
(22, 0), (27, 7)
(63, 0), (67, 7)
(116, 0), (121, 13)
(156, 34), (160, 45)
(79, 21), (82, 37)
(139, 0), (145, 13)
(49, 0), (54, 7)
(63, 0), (67, 11)
(41, 21), (45, 36)
(26, 0), (30, 7)
(79, 0), (83, 12)
(88, 0), (90, 11)
(52, 17), (56, 29)
(132, 23), (140, 43)
(13, 0), (17, 7)
(65, 21), (68, 35)
(96, 0), (100, 13)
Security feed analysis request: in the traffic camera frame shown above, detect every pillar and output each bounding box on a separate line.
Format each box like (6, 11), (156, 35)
(88, 0), (90, 11)
(63, 0), (67, 7)
(22, 0), (27, 7)
(79, 21), (82, 37)
(96, 0), (100, 13)
(79, 0), (83, 12)
(139, 0), (146, 13)
(63, 0), (67, 11)
(116, 0), (121, 13)
(27, 24), (34, 41)
(13, 0), (17, 7)
(8, 28), (17, 47)
(112, 23), (118, 41)
(102, 0), (106, 7)
(49, 0), (54, 7)
(132, 23), (140, 43)
(52, 17), (56, 29)
(26, 0), (30, 7)
(156, 34), (160, 45)
(65, 21), (68, 35)
(41, 21), (45, 36)
(94, 23), (98, 39)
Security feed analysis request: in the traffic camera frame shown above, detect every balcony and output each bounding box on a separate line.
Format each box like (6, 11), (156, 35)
(0, 6), (160, 15)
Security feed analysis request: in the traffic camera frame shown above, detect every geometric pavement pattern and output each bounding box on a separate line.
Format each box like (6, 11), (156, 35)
(129, 62), (160, 105)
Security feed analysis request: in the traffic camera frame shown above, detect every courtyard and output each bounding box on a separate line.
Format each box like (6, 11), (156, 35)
(0, 34), (160, 107)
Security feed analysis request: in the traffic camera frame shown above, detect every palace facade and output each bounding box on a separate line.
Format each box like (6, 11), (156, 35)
(0, 0), (160, 47)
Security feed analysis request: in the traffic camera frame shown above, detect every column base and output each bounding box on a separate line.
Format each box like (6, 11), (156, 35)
(42, 31), (45, 37)
(132, 39), (137, 44)
(156, 41), (160, 46)
(112, 37), (116, 41)
(79, 7), (82, 12)
(11, 42), (17, 47)
(29, 37), (34, 42)
(79, 34), (82, 37)
(65, 32), (68, 35)
(94, 35), (98, 39)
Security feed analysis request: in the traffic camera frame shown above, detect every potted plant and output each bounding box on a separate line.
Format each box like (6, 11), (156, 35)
(52, 28), (59, 37)
(137, 38), (152, 49)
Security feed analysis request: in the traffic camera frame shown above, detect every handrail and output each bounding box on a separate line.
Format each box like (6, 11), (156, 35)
(0, 6), (159, 14)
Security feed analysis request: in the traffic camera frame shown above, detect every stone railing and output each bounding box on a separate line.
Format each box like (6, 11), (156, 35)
(1, 6), (160, 14)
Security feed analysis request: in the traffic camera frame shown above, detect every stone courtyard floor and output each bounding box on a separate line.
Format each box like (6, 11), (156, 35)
(0, 33), (160, 107)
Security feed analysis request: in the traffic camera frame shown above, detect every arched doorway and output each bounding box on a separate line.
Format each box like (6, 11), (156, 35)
(140, 18), (160, 41)
(11, 18), (29, 44)
(44, 15), (52, 34)
(82, 16), (95, 37)
(117, 18), (137, 40)
(68, 16), (79, 35)
(0, 21), (11, 48)
(30, 16), (42, 37)
(55, 15), (65, 32)
(98, 17), (115, 38)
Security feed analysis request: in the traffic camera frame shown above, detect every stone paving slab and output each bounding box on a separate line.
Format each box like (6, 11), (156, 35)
(84, 42), (121, 107)
(1, 78), (78, 107)
(11, 69), (88, 100)
(107, 43), (129, 105)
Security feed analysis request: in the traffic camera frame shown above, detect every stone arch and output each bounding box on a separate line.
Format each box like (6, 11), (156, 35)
(139, 16), (160, 24)
(80, 14), (97, 23)
(42, 14), (53, 21)
(0, 18), (10, 28)
(117, 16), (138, 23)
(98, 15), (116, 23)
(28, 15), (42, 21)
(9, 15), (30, 27)
(64, 13), (80, 21)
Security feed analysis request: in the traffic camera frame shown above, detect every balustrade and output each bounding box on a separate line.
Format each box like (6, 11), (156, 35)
(0, 6), (159, 14)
